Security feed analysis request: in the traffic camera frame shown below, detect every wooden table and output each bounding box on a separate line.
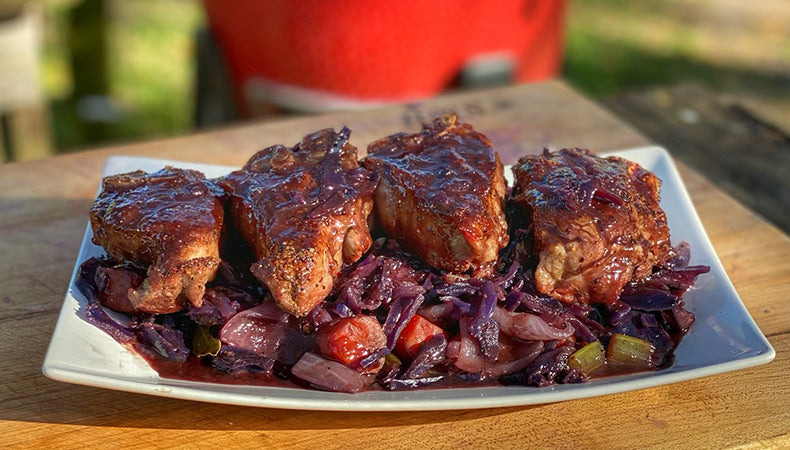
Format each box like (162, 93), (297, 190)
(604, 83), (790, 235)
(1, 80), (788, 449)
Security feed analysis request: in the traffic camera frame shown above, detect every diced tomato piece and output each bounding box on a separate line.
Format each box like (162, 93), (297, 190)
(394, 314), (445, 360)
(316, 316), (386, 372)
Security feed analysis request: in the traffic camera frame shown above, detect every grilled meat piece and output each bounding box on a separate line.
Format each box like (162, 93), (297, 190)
(511, 148), (672, 305)
(363, 114), (508, 273)
(219, 127), (378, 317)
(89, 167), (224, 313)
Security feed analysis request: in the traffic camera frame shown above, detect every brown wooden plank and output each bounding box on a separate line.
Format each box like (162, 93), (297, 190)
(604, 84), (790, 234)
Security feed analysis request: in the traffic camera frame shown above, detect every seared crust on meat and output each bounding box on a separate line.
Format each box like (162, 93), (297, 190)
(219, 127), (378, 317)
(363, 114), (508, 273)
(511, 148), (672, 305)
(89, 167), (224, 313)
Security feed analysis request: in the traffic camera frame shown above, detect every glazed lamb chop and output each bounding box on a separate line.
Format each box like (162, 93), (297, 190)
(511, 148), (672, 305)
(362, 114), (508, 274)
(89, 167), (225, 314)
(219, 127), (378, 317)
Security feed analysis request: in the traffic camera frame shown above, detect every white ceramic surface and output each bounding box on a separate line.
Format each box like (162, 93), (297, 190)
(42, 147), (775, 411)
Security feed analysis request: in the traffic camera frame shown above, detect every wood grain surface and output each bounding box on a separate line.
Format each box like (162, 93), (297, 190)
(604, 84), (790, 235)
(1, 80), (787, 449)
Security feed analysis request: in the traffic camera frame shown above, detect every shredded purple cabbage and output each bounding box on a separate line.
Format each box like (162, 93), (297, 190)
(501, 344), (575, 387)
(381, 284), (426, 350)
(468, 281), (501, 359)
(187, 287), (253, 326)
(83, 301), (136, 344)
(401, 333), (448, 379)
(78, 230), (710, 393)
(137, 321), (190, 362)
(213, 345), (275, 373)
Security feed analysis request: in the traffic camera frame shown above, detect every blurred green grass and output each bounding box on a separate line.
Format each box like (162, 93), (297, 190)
(564, 0), (790, 114)
(109, 1), (200, 139)
(41, 0), (789, 152)
(43, 0), (201, 151)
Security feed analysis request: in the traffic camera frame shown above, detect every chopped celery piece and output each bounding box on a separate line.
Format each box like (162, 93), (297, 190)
(607, 333), (656, 368)
(568, 341), (605, 375)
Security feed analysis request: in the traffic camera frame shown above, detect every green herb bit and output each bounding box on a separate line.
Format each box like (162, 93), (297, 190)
(192, 325), (221, 357)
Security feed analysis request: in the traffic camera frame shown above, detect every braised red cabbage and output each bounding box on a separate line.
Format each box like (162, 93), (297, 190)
(77, 228), (709, 393)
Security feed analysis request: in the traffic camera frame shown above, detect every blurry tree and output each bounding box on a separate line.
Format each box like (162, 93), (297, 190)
(67, 0), (110, 143)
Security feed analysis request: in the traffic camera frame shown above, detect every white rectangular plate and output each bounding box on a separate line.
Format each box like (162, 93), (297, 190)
(43, 147), (775, 411)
